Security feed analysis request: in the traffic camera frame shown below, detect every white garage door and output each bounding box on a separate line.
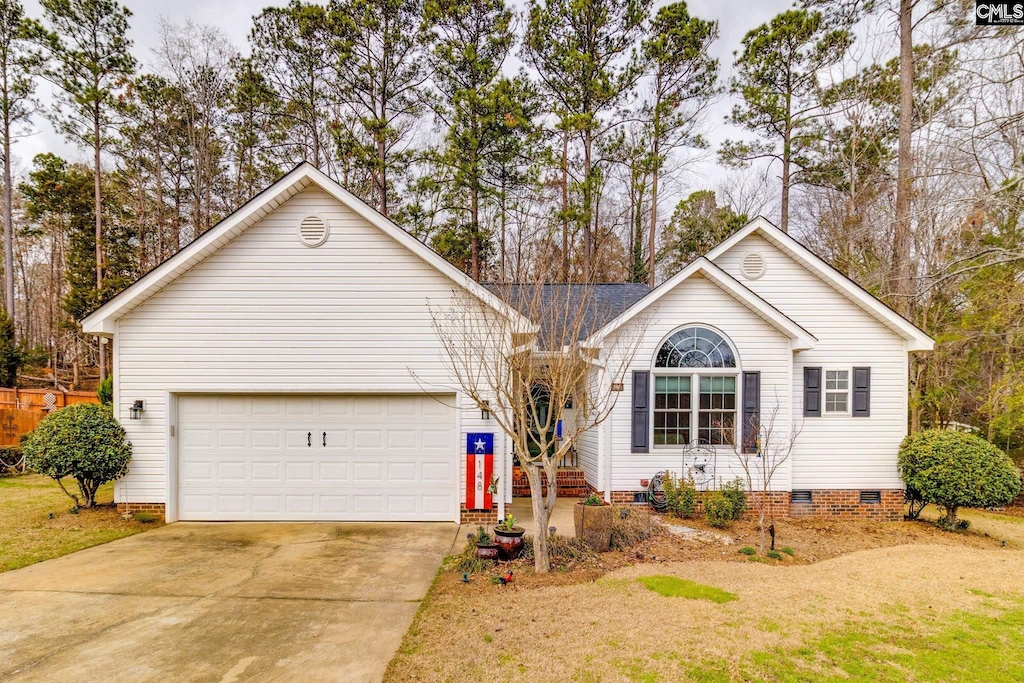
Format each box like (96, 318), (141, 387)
(177, 394), (457, 521)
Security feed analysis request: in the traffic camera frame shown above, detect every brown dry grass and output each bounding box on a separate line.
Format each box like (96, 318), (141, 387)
(385, 512), (1023, 682)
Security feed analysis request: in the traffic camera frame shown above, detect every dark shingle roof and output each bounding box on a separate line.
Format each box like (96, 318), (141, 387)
(484, 283), (652, 343)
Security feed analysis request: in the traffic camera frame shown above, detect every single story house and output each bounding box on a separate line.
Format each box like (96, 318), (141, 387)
(81, 163), (933, 524)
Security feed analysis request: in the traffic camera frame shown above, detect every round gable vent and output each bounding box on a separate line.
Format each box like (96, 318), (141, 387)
(741, 252), (766, 280)
(298, 214), (329, 247)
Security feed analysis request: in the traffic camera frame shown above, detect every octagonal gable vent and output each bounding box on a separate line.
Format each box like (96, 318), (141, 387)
(741, 251), (766, 280)
(298, 214), (329, 247)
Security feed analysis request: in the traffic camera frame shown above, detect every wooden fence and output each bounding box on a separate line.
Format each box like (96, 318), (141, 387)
(0, 388), (99, 446)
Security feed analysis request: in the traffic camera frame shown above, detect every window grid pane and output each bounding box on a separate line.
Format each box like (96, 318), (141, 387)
(825, 370), (849, 413)
(654, 376), (692, 445)
(698, 376), (736, 445)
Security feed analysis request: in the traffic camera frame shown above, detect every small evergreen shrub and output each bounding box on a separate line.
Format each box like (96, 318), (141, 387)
(738, 546), (756, 556)
(703, 491), (734, 528)
(767, 550), (783, 560)
(898, 429), (1021, 527)
(781, 546), (795, 556)
(662, 472), (698, 518)
(22, 404), (132, 508)
(134, 512), (157, 524)
(719, 478), (747, 521)
(97, 376), (113, 405)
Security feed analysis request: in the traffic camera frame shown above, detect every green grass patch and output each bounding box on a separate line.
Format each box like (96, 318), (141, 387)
(638, 575), (738, 603)
(738, 546), (757, 556)
(781, 546), (795, 556)
(0, 474), (155, 573)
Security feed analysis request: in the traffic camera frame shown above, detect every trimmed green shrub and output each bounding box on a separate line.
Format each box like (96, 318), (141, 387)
(704, 491), (734, 528)
(898, 429), (1022, 527)
(22, 403), (132, 508)
(781, 546), (795, 556)
(719, 478), (747, 521)
(97, 376), (113, 405)
(767, 550), (783, 560)
(738, 546), (757, 556)
(662, 471), (697, 518)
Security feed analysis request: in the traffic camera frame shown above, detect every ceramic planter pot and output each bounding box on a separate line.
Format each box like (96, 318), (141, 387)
(574, 502), (614, 552)
(475, 544), (500, 561)
(493, 526), (526, 560)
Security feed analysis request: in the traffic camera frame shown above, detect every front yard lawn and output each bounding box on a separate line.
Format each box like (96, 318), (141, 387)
(385, 511), (1024, 682)
(0, 474), (161, 573)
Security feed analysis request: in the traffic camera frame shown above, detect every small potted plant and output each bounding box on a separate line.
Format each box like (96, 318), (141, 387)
(473, 526), (500, 561)
(493, 512), (525, 560)
(574, 493), (614, 552)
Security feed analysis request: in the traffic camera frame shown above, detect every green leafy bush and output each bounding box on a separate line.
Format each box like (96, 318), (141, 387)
(719, 478), (747, 521)
(767, 550), (783, 560)
(22, 403), (132, 508)
(662, 471), (697, 518)
(738, 546), (756, 556)
(898, 429), (1022, 527)
(703, 491), (734, 528)
(781, 546), (795, 556)
(97, 376), (113, 405)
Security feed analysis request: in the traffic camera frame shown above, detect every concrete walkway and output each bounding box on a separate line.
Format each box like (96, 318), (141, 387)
(0, 521), (457, 683)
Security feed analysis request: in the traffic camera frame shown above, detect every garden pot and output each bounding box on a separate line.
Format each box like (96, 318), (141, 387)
(475, 543), (500, 562)
(493, 526), (526, 560)
(574, 502), (614, 552)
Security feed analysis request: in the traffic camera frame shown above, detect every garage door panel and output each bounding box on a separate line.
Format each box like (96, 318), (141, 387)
(177, 394), (457, 521)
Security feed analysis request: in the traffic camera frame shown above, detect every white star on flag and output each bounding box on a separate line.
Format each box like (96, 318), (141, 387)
(474, 438), (486, 453)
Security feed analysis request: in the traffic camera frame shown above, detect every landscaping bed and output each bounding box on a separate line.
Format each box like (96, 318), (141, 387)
(385, 509), (1022, 682)
(0, 473), (162, 573)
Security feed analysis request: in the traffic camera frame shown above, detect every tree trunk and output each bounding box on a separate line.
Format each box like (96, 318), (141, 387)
(583, 128), (593, 282)
(561, 131), (569, 282)
(93, 110), (106, 382)
(3, 112), (13, 319)
(470, 183), (480, 281)
(524, 462), (550, 573)
(892, 0), (914, 317)
(648, 125), (660, 287)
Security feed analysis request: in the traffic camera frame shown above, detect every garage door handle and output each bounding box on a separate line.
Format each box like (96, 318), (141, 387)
(307, 432), (311, 448)
(322, 431), (327, 447)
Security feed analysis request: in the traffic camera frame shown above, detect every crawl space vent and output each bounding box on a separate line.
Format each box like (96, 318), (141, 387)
(860, 490), (882, 504)
(298, 214), (329, 247)
(741, 252), (766, 280)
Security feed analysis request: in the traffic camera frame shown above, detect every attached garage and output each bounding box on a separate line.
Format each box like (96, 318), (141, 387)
(175, 394), (458, 521)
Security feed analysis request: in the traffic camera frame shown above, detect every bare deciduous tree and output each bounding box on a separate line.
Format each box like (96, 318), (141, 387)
(424, 281), (645, 572)
(736, 397), (801, 554)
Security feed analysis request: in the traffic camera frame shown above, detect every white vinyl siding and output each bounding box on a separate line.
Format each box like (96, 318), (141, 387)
(112, 185), (501, 515)
(713, 233), (908, 489)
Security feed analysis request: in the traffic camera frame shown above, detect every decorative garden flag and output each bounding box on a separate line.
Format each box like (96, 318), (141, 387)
(466, 433), (494, 510)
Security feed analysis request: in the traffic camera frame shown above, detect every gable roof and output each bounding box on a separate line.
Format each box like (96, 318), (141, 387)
(704, 217), (934, 351)
(584, 257), (817, 350)
(80, 163), (534, 335)
(485, 283), (651, 345)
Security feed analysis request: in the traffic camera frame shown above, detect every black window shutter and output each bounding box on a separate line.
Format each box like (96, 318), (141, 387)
(803, 367), (822, 417)
(852, 367), (871, 417)
(742, 371), (760, 453)
(631, 371), (649, 453)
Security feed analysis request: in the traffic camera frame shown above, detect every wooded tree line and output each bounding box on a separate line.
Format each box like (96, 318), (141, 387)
(0, 0), (1020, 456)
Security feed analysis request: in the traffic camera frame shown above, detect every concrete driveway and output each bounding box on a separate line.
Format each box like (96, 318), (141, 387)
(0, 522), (457, 682)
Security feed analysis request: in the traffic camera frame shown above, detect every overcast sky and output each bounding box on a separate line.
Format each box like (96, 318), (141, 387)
(17, 0), (803, 195)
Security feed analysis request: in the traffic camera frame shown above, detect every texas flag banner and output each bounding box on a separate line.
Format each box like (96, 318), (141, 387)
(466, 433), (494, 510)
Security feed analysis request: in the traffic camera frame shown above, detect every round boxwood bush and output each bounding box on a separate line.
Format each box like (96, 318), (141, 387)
(898, 429), (1021, 527)
(22, 403), (132, 508)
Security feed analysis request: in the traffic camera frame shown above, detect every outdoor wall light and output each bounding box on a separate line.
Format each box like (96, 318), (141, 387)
(481, 400), (490, 420)
(129, 400), (145, 420)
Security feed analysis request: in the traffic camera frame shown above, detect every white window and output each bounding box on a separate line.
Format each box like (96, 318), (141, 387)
(653, 327), (738, 446)
(825, 370), (849, 413)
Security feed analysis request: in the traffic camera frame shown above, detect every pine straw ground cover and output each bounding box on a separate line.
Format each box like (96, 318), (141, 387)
(0, 473), (161, 573)
(384, 508), (1024, 682)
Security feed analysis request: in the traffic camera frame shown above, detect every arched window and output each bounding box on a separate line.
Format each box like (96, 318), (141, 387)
(655, 327), (736, 369)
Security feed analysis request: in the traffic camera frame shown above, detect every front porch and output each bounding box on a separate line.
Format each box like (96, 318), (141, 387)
(512, 466), (590, 499)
